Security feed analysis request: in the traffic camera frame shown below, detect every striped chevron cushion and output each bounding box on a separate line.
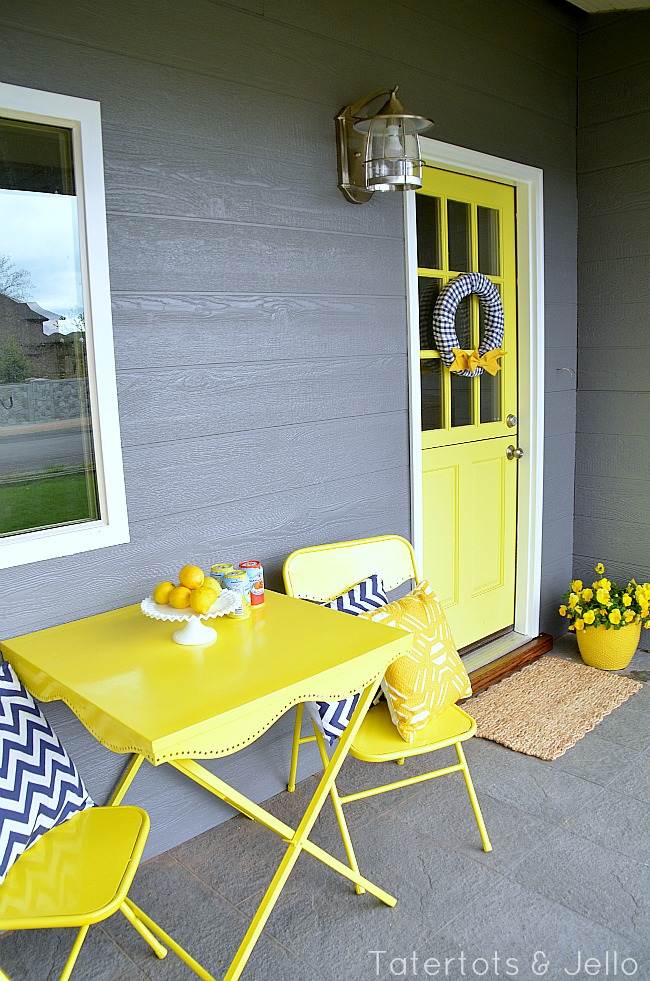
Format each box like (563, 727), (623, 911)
(310, 574), (388, 745)
(0, 661), (93, 884)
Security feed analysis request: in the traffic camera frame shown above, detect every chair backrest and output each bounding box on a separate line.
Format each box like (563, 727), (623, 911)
(283, 534), (420, 602)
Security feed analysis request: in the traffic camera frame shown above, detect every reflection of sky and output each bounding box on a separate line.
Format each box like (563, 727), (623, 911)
(0, 189), (83, 318)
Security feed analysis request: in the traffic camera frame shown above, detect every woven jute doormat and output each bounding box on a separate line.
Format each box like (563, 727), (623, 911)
(466, 655), (643, 760)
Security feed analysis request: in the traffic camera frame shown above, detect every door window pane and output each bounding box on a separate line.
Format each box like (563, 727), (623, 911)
(421, 359), (443, 431)
(450, 374), (472, 427)
(0, 116), (99, 538)
(416, 195), (441, 270)
(478, 288), (502, 422)
(447, 200), (471, 271)
(477, 206), (500, 276)
(418, 277), (442, 349)
(480, 373), (501, 423)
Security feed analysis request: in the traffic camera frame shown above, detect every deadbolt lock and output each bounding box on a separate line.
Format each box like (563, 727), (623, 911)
(506, 444), (524, 460)
(506, 413), (517, 428)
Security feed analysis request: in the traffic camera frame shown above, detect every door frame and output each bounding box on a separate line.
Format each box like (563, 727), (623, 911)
(404, 137), (545, 645)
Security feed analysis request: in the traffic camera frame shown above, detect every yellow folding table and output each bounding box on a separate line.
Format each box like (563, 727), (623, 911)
(0, 590), (410, 981)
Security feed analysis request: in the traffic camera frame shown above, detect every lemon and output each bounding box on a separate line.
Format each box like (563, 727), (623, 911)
(153, 580), (175, 605)
(190, 586), (218, 615)
(168, 585), (191, 609)
(203, 576), (222, 596)
(179, 564), (205, 590)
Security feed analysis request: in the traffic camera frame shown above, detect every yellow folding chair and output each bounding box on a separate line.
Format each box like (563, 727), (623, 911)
(0, 806), (214, 981)
(283, 534), (492, 891)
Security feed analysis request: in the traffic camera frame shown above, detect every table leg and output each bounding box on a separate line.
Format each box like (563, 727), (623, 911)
(172, 757), (396, 902)
(224, 679), (389, 981)
(107, 753), (145, 806)
(311, 720), (364, 894)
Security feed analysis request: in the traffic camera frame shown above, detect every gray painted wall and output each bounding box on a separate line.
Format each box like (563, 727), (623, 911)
(0, 0), (578, 856)
(575, 11), (650, 650)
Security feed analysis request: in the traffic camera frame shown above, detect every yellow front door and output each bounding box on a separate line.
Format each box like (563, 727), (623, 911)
(417, 167), (519, 649)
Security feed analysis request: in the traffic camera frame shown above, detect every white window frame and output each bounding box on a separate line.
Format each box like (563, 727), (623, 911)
(404, 137), (545, 661)
(0, 82), (129, 569)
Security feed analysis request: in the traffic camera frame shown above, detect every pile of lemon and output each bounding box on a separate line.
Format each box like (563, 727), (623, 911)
(153, 565), (221, 615)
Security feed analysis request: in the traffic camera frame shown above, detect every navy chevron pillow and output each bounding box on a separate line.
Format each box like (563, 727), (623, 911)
(310, 574), (388, 745)
(0, 661), (93, 884)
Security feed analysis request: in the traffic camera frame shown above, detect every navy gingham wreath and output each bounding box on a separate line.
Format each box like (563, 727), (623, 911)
(431, 272), (505, 376)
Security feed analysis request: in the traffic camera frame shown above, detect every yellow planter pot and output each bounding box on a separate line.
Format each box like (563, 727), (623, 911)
(577, 622), (641, 671)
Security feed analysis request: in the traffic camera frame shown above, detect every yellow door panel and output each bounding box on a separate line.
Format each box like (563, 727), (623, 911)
(422, 461), (459, 608)
(418, 166), (519, 650)
(468, 455), (507, 597)
(423, 439), (517, 650)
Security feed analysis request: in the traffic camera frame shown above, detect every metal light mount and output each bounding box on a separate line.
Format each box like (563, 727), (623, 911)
(336, 86), (433, 204)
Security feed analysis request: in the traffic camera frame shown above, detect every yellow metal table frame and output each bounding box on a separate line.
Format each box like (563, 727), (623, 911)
(107, 679), (393, 980)
(1, 593), (409, 981)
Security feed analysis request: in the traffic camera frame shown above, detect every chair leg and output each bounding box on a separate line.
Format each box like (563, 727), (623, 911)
(455, 741), (492, 853)
(123, 899), (215, 980)
(120, 901), (167, 959)
(59, 924), (89, 981)
(311, 723), (365, 896)
(287, 703), (304, 792)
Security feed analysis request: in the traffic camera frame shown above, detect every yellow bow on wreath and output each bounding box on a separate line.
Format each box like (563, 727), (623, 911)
(449, 347), (505, 376)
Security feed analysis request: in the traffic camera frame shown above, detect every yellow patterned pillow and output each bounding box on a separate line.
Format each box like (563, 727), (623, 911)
(361, 580), (471, 743)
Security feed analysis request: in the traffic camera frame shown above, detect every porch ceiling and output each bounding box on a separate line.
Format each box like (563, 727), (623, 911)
(565, 0), (650, 10)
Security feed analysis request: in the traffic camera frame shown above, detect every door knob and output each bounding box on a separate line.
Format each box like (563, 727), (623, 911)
(506, 413), (517, 428)
(506, 444), (524, 460)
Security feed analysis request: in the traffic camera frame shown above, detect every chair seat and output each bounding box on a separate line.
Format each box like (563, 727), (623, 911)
(0, 806), (149, 930)
(351, 700), (477, 763)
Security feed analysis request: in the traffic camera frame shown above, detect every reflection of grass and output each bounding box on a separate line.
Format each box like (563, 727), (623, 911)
(0, 471), (97, 536)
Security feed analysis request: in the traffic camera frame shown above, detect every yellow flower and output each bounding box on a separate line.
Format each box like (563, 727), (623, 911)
(644, 620), (650, 629)
(609, 609), (622, 625)
(574, 618), (585, 631)
(598, 578), (611, 590)
(569, 592), (579, 609)
(622, 593), (632, 607)
(635, 586), (646, 605)
(558, 604), (568, 617)
(595, 562), (605, 575)
(583, 610), (595, 625)
(581, 588), (593, 602)
(596, 588), (610, 606)
(624, 610), (635, 623)
(571, 579), (583, 593)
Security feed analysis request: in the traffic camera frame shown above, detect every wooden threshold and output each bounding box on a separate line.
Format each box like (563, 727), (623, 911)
(468, 633), (553, 695)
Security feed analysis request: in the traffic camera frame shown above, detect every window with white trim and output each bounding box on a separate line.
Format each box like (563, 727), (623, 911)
(0, 83), (128, 569)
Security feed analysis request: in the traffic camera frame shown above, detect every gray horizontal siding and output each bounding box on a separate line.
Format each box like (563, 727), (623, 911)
(117, 357), (407, 445)
(111, 293), (407, 369)
(578, 298), (650, 348)
(578, 113), (650, 173)
(579, 58), (650, 128)
(107, 215), (406, 295)
(0, 0), (579, 856)
(576, 10), (650, 653)
(574, 474), (650, 526)
(579, 11), (650, 79)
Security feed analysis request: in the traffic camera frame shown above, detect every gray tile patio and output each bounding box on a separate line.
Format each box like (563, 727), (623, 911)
(2, 639), (649, 981)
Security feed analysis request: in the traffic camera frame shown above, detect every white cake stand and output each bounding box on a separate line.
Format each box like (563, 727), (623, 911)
(140, 590), (239, 646)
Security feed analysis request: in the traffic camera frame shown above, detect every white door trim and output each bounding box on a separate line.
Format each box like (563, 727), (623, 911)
(404, 137), (545, 643)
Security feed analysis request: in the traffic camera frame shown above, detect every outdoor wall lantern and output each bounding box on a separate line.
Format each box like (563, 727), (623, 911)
(336, 85), (433, 204)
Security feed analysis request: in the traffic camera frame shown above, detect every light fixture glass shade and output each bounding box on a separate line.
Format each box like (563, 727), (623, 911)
(352, 89), (432, 192)
(363, 116), (424, 191)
